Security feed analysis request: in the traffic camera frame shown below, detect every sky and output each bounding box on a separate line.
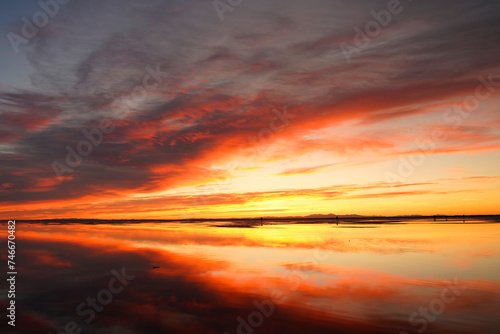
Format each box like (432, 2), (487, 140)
(0, 0), (500, 219)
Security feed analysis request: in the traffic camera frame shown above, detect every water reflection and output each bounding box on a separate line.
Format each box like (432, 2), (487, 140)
(4, 219), (500, 333)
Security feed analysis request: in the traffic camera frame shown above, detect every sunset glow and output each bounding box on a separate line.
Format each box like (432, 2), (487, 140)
(2, 2), (500, 333)
(7, 220), (500, 333)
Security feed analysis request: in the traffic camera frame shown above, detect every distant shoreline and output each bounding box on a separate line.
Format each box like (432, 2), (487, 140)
(6, 215), (500, 224)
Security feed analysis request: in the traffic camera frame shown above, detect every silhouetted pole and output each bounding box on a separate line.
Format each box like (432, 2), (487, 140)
(434, 215), (436, 221)
(336, 216), (339, 225)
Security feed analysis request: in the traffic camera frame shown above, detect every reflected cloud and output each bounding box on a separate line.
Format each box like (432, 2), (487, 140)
(4, 221), (499, 333)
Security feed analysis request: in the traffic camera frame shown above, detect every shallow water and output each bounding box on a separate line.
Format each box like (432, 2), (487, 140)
(4, 219), (500, 333)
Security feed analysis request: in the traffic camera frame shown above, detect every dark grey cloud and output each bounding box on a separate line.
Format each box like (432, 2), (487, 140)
(0, 0), (499, 207)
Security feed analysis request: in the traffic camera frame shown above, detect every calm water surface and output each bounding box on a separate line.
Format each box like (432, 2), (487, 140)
(4, 219), (500, 333)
